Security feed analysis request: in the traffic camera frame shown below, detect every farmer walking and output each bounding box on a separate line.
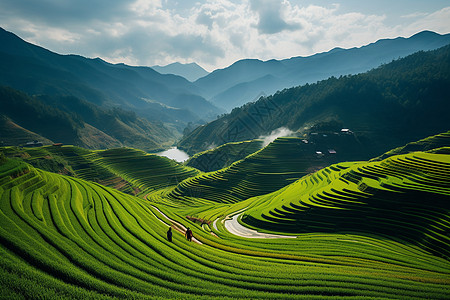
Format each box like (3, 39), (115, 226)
(185, 227), (193, 242)
(167, 227), (172, 242)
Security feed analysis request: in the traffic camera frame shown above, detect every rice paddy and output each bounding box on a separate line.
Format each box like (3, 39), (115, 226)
(1, 142), (449, 299)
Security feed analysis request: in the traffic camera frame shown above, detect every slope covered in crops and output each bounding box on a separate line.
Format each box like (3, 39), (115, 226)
(1, 158), (450, 299)
(241, 150), (450, 259)
(165, 135), (364, 205)
(0, 145), (200, 196)
(372, 130), (450, 161)
(185, 140), (263, 172)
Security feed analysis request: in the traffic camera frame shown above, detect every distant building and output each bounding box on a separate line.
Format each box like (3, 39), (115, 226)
(341, 128), (353, 134)
(24, 140), (43, 147)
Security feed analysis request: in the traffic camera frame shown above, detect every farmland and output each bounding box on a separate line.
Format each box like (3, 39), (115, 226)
(1, 137), (450, 299)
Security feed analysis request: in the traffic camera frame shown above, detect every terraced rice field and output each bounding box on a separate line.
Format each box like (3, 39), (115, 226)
(166, 137), (327, 204)
(186, 140), (264, 172)
(0, 145), (200, 196)
(1, 143), (450, 298)
(241, 151), (450, 259)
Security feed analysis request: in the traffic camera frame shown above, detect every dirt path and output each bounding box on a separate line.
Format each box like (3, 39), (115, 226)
(151, 206), (203, 245)
(224, 212), (296, 239)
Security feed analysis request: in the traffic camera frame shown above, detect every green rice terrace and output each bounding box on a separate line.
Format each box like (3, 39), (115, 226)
(1, 135), (450, 299)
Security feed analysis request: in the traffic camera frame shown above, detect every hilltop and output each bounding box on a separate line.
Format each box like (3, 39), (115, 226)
(152, 62), (210, 82)
(0, 86), (174, 151)
(0, 145), (199, 196)
(179, 45), (450, 156)
(0, 27), (221, 136)
(1, 132), (449, 299)
(195, 30), (450, 111)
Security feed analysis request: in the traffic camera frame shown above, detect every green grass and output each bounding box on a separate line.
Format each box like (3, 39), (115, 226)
(240, 150), (450, 259)
(186, 139), (264, 172)
(165, 137), (335, 205)
(0, 145), (200, 196)
(1, 147), (450, 299)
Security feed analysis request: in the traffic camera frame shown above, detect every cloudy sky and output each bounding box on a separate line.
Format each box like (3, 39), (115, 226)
(1, 0), (449, 71)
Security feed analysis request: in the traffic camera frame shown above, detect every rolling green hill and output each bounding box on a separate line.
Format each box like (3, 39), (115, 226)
(372, 130), (450, 161)
(167, 135), (381, 205)
(179, 45), (450, 156)
(239, 150), (450, 259)
(1, 155), (449, 298)
(185, 140), (264, 172)
(0, 145), (200, 196)
(0, 86), (175, 151)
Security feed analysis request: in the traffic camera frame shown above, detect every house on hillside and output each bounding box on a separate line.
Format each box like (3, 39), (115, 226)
(24, 140), (43, 147)
(341, 128), (353, 134)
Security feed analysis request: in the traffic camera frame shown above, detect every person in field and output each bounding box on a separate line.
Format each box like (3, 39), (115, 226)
(185, 227), (193, 242)
(167, 227), (172, 242)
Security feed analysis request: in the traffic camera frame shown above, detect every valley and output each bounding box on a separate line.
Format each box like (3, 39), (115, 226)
(1, 130), (449, 299)
(0, 26), (450, 299)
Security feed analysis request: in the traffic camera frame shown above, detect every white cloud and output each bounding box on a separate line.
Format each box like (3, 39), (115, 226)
(0, 0), (449, 71)
(401, 7), (450, 34)
(260, 127), (295, 148)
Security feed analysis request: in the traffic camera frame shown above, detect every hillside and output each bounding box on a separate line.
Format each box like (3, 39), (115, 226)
(0, 145), (200, 196)
(0, 86), (175, 151)
(166, 135), (367, 205)
(195, 31), (450, 111)
(372, 130), (450, 161)
(186, 140), (264, 172)
(241, 150), (450, 259)
(179, 45), (450, 156)
(0, 27), (221, 134)
(1, 141), (449, 298)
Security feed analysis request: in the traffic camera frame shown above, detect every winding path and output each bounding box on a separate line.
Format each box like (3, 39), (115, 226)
(223, 212), (296, 239)
(151, 206), (203, 244)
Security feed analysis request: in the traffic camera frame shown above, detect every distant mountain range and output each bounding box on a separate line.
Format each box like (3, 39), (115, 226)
(0, 86), (174, 151)
(0, 27), (221, 136)
(179, 45), (450, 157)
(194, 31), (450, 111)
(1, 27), (450, 153)
(152, 62), (209, 82)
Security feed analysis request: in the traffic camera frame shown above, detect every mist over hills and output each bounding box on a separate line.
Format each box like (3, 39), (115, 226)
(195, 31), (450, 111)
(1, 27), (450, 154)
(179, 45), (450, 157)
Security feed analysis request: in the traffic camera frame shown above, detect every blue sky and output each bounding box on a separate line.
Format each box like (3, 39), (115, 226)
(1, 0), (449, 71)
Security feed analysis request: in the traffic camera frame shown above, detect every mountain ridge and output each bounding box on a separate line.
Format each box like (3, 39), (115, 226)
(0, 27), (222, 135)
(179, 44), (450, 156)
(195, 30), (450, 111)
(152, 62), (210, 82)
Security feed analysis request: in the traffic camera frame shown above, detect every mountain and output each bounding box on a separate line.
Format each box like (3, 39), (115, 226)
(241, 149), (450, 259)
(371, 130), (450, 161)
(195, 31), (450, 111)
(1, 150), (448, 299)
(185, 139), (264, 172)
(0, 27), (222, 134)
(152, 62), (210, 82)
(179, 45), (450, 156)
(0, 145), (199, 195)
(0, 86), (175, 151)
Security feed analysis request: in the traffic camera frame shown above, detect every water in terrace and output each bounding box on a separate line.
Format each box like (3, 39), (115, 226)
(158, 147), (189, 162)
